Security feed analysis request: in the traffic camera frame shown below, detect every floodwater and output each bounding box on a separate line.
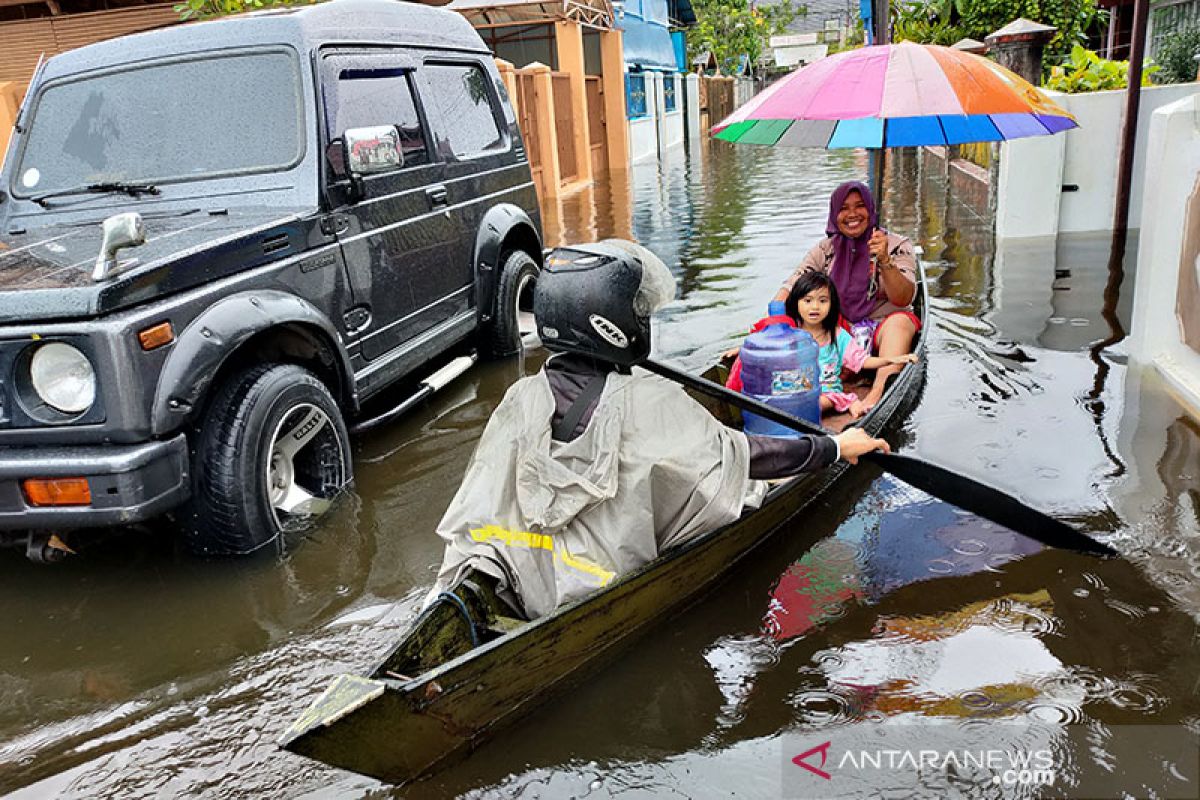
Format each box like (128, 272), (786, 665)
(2, 141), (1199, 799)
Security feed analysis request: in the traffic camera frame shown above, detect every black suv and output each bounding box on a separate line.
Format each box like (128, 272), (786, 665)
(0, 0), (543, 558)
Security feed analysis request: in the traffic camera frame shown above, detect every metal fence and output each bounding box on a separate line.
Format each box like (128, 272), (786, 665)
(1150, 0), (1200, 60)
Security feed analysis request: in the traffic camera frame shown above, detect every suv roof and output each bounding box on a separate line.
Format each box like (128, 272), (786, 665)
(39, 0), (489, 81)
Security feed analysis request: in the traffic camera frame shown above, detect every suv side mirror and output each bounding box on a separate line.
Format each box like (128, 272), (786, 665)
(344, 126), (404, 174)
(343, 126), (404, 199)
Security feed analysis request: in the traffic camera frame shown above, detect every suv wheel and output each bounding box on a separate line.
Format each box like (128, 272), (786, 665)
(484, 249), (539, 357)
(182, 363), (351, 555)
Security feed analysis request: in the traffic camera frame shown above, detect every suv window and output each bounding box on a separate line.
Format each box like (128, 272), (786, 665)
(12, 49), (303, 197)
(324, 67), (429, 178)
(423, 63), (504, 158)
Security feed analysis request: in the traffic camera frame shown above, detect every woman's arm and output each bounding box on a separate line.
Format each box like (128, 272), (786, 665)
(861, 353), (918, 370)
(869, 232), (916, 308)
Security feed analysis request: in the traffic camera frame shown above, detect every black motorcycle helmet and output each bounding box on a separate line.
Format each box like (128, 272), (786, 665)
(534, 239), (677, 367)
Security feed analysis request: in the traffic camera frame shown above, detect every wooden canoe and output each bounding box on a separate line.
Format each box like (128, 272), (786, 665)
(280, 265), (929, 784)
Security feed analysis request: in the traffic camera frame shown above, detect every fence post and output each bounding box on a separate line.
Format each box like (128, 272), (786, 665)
(528, 63), (562, 199)
(683, 73), (701, 142)
(554, 20), (592, 185)
(0, 82), (25, 166)
(495, 58), (520, 118)
(599, 28), (630, 172)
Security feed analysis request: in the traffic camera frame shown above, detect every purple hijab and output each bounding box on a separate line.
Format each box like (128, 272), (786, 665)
(825, 181), (878, 323)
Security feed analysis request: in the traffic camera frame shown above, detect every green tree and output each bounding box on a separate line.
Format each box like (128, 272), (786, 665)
(687, 0), (805, 75)
(890, 0), (1105, 62)
(175, 0), (318, 21)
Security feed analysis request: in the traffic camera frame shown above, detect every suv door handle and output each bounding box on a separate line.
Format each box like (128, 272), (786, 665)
(426, 186), (448, 207)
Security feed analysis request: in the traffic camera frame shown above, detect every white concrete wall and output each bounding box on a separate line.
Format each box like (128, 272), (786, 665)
(1058, 83), (1198, 234)
(630, 71), (688, 160)
(662, 110), (685, 149)
(995, 132), (1066, 239)
(1128, 92), (1200, 418)
(629, 117), (658, 162)
(995, 83), (1199, 239)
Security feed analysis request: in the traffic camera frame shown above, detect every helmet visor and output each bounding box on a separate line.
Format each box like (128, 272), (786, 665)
(600, 239), (677, 317)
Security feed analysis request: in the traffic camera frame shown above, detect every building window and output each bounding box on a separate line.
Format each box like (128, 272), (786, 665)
(626, 73), (648, 119)
(663, 73), (677, 113)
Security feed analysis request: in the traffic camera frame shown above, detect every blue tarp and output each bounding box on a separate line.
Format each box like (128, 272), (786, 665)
(620, 17), (679, 70)
(671, 31), (687, 72)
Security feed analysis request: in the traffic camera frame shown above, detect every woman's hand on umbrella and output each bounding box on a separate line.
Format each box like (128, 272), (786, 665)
(868, 229), (891, 268)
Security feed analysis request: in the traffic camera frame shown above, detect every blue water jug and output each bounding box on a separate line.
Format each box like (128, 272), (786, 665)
(739, 301), (821, 436)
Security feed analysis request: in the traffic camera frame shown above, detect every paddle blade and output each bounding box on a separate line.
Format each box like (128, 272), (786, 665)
(865, 452), (1118, 557)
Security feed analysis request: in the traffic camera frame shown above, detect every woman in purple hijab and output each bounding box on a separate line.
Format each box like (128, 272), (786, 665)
(774, 181), (920, 411)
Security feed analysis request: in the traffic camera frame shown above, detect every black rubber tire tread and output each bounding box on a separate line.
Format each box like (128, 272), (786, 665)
(181, 363), (351, 556)
(484, 249), (539, 358)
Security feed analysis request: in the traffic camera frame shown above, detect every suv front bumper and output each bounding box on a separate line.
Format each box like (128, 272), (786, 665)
(0, 435), (189, 529)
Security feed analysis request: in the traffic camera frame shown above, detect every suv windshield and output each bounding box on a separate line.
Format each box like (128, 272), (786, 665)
(12, 49), (304, 199)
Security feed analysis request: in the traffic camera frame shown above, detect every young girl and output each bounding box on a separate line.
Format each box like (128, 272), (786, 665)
(786, 271), (917, 419)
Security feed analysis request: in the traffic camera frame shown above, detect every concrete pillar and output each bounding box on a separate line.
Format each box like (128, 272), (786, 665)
(528, 62), (562, 200)
(683, 73), (700, 142)
(985, 18), (1056, 86)
(598, 28), (630, 173)
(554, 20), (593, 185)
(651, 72), (668, 156)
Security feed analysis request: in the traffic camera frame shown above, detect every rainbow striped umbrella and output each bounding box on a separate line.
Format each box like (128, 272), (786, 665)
(713, 41), (1077, 148)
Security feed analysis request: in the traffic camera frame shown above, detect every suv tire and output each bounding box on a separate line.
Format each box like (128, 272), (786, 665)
(484, 249), (539, 357)
(182, 363), (351, 555)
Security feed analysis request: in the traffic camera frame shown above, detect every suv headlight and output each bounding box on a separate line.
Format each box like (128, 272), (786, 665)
(29, 342), (96, 413)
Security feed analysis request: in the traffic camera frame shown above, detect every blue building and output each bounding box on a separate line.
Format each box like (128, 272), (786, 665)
(617, 0), (696, 160)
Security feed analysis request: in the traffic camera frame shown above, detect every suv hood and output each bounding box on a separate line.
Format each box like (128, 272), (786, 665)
(0, 207), (320, 324)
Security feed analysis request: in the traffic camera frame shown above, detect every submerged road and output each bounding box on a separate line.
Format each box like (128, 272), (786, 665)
(1, 143), (1198, 798)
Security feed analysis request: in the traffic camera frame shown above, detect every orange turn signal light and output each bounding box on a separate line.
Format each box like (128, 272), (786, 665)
(23, 478), (92, 507)
(138, 321), (175, 351)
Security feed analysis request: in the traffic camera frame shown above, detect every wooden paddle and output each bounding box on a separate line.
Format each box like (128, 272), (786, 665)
(643, 358), (1118, 558)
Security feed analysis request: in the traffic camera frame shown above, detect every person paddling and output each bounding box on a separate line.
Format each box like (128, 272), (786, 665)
(427, 239), (889, 620)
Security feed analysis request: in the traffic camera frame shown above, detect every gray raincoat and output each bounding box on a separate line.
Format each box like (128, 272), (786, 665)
(428, 368), (767, 619)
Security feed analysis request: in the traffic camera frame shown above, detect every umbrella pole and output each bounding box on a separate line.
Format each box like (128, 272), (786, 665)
(869, 148), (886, 210)
(868, 0), (889, 212)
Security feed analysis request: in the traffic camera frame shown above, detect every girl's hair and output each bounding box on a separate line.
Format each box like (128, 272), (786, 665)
(786, 271), (841, 338)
